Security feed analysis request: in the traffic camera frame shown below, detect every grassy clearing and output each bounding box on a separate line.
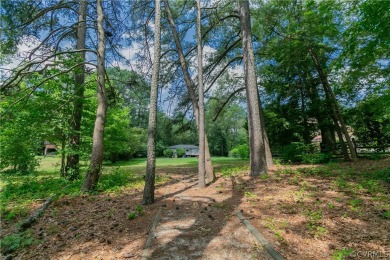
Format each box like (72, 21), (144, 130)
(107, 156), (248, 168)
(0, 156), (247, 222)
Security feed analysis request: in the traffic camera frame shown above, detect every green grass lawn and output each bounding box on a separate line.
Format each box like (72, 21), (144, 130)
(106, 156), (248, 168)
(32, 156), (247, 171)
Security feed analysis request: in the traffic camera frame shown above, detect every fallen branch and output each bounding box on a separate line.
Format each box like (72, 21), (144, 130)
(14, 196), (54, 233)
(236, 211), (284, 260)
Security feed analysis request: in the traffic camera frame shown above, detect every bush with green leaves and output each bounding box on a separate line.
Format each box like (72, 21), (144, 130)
(281, 142), (310, 162)
(302, 153), (332, 164)
(0, 108), (42, 174)
(163, 149), (173, 158)
(229, 148), (239, 158)
(229, 144), (249, 159)
(103, 106), (132, 163)
(176, 148), (186, 157)
(155, 141), (166, 157)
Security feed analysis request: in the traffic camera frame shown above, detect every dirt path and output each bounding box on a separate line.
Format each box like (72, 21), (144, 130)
(143, 175), (274, 259)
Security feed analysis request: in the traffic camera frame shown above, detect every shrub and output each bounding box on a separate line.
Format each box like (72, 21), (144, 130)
(163, 149), (173, 158)
(136, 205), (144, 215)
(0, 231), (38, 254)
(229, 144), (249, 159)
(128, 211), (136, 220)
(176, 148), (186, 157)
(128, 205), (144, 220)
(229, 148), (240, 158)
(281, 142), (309, 162)
(0, 141), (40, 175)
(302, 153), (332, 164)
(155, 142), (166, 157)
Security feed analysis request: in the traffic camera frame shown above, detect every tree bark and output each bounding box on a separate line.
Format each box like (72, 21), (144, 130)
(300, 87), (311, 144)
(320, 124), (336, 151)
(81, 0), (107, 192)
(164, 0), (215, 183)
(142, 0), (162, 205)
(65, 0), (87, 180)
(331, 114), (351, 160)
(196, 0), (206, 188)
(305, 80), (336, 153)
(60, 131), (66, 177)
(308, 48), (357, 161)
(239, 0), (267, 176)
(260, 107), (273, 167)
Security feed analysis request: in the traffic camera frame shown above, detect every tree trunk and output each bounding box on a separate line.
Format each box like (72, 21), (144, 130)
(81, 0), (107, 192)
(239, 0), (267, 176)
(142, 0), (162, 205)
(300, 87), (311, 144)
(332, 115), (351, 160)
(60, 131), (66, 177)
(305, 80), (336, 153)
(65, 0), (87, 180)
(164, 0), (215, 182)
(260, 107), (273, 167)
(196, 0), (206, 188)
(319, 119), (335, 152)
(326, 96), (350, 160)
(308, 48), (357, 161)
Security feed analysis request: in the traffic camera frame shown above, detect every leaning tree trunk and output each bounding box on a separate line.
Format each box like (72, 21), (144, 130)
(326, 96), (351, 160)
(164, 0), (215, 182)
(239, 0), (267, 176)
(260, 107), (273, 167)
(142, 0), (162, 205)
(81, 0), (107, 192)
(332, 116), (351, 160)
(196, 0), (206, 188)
(308, 48), (357, 161)
(65, 0), (87, 180)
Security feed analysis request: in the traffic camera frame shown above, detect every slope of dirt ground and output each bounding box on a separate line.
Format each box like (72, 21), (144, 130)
(1, 158), (389, 259)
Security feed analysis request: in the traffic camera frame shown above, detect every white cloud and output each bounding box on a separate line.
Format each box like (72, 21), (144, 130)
(119, 42), (142, 61)
(228, 64), (244, 77)
(203, 45), (216, 58)
(122, 32), (131, 39)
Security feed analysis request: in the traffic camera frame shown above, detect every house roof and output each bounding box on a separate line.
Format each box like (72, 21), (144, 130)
(312, 135), (322, 142)
(167, 144), (198, 149)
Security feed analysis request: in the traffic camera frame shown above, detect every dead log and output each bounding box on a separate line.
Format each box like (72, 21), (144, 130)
(14, 196), (53, 233)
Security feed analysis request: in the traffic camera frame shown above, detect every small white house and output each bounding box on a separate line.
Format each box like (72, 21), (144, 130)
(167, 144), (199, 157)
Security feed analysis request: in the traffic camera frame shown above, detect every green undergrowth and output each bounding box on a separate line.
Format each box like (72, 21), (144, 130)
(127, 205), (145, 220)
(1, 156), (245, 222)
(332, 248), (354, 260)
(0, 230), (41, 255)
(273, 159), (390, 228)
(275, 162), (389, 196)
(0, 167), (158, 221)
(219, 165), (250, 177)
